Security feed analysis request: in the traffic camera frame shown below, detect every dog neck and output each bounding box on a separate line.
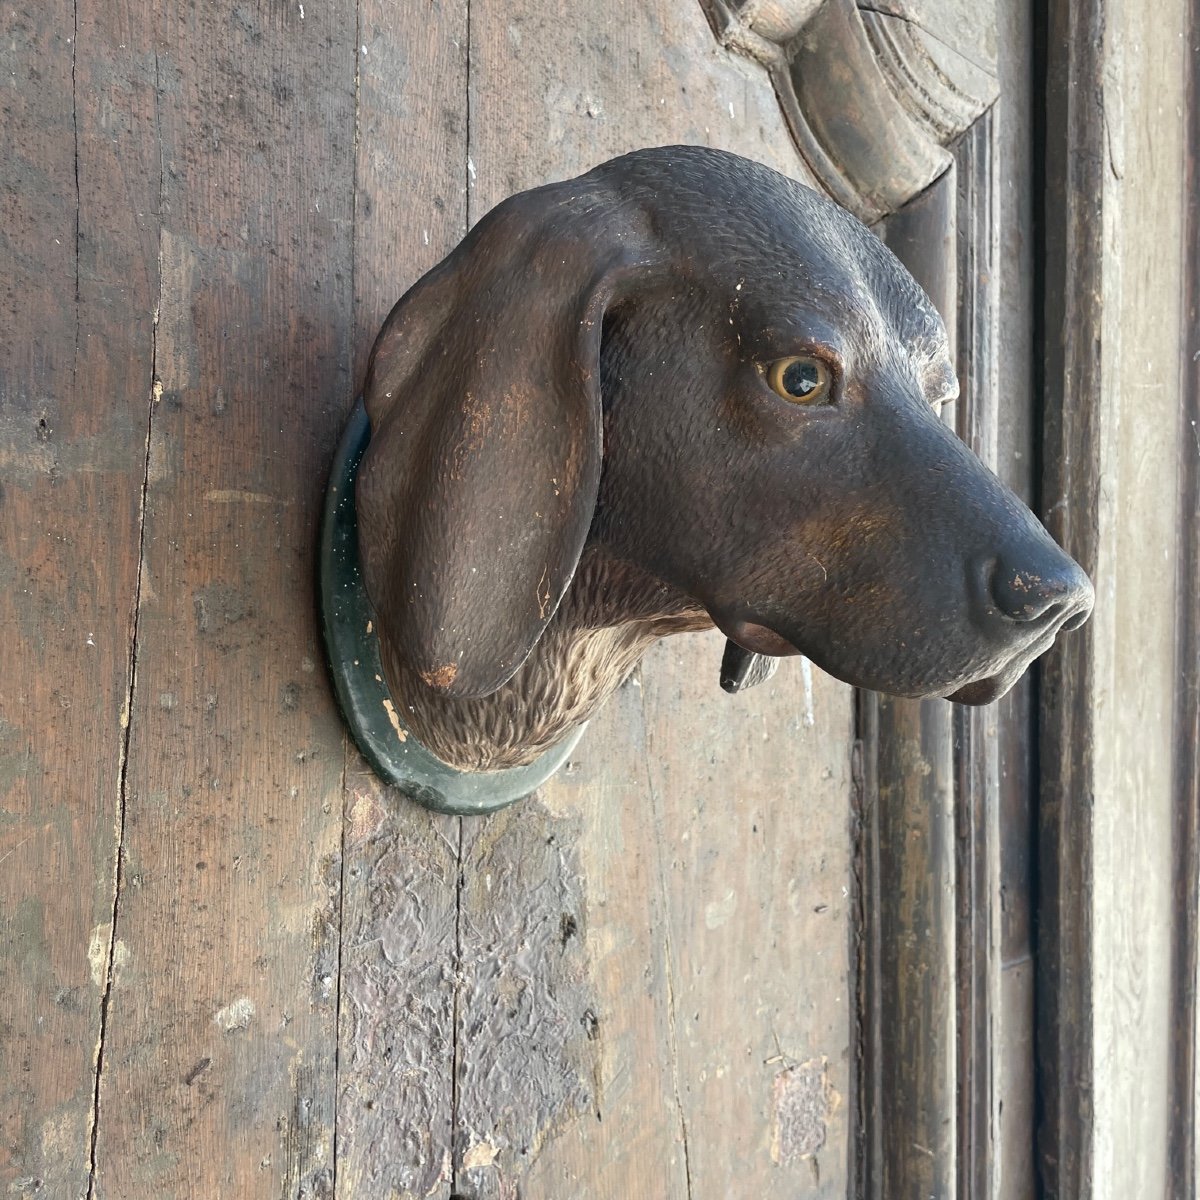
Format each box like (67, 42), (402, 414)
(377, 544), (711, 771)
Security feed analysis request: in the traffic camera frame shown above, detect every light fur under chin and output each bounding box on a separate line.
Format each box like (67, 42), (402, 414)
(377, 546), (711, 771)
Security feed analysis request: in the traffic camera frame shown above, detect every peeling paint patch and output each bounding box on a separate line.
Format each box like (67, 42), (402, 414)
(111, 939), (131, 979)
(203, 488), (284, 505)
(381, 697), (407, 742)
(771, 1058), (838, 1164)
(704, 889), (737, 930)
(39, 1106), (83, 1165)
(88, 923), (111, 986)
(800, 657), (816, 726)
(455, 801), (599, 1179)
(215, 995), (256, 1032)
(347, 788), (387, 846)
(462, 1141), (498, 1169)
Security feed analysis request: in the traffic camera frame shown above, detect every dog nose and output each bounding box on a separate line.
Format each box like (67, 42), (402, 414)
(989, 552), (1094, 627)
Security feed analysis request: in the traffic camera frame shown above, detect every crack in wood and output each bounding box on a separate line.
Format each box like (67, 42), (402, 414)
(84, 38), (164, 1200)
(856, 2), (996, 78)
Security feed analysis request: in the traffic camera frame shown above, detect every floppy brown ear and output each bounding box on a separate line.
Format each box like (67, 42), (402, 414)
(356, 181), (653, 699)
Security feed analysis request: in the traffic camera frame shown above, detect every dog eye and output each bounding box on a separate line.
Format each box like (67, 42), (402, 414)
(766, 356), (831, 405)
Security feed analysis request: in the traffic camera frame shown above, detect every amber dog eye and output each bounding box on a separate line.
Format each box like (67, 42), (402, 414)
(766, 356), (831, 405)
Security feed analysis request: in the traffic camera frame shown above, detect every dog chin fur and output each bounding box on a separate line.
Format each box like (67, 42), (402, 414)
(380, 544), (711, 772)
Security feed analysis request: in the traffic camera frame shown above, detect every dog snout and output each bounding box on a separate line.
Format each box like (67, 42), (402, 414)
(985, 551), (1094, 628)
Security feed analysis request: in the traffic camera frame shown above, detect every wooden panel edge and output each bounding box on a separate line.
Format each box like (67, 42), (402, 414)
(1168, 0), (1200, 1192)
(953, 110), (1004, 1200)
(856, 168), (960, 1199)
(1035, 0), (1106, 1194)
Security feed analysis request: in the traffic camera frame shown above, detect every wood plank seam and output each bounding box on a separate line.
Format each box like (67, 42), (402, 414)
(638, 679), (697, 1200)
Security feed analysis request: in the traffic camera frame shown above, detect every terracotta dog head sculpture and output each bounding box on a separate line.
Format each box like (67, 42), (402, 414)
(356, 145), (1093, 771)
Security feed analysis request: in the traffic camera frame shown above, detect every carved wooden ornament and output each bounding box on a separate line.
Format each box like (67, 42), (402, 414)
(319, 146), (1092, 813)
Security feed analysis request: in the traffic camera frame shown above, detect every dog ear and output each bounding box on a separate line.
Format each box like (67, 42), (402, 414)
(356, 182), (653, 699)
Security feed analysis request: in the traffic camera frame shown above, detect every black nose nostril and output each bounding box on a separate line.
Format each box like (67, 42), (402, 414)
(1061, 607), (1090, 632)
(990, 559), (1091, 624)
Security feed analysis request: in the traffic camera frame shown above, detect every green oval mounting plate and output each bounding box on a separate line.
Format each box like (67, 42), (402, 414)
(317, 397), (587, 816)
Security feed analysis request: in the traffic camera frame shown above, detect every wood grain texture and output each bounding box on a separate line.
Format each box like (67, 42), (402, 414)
(453, 4), (853, 1196)
(952, 113), (1004, 1200)
(0, 1), (1051, 1194)
(0, 1), (158, 1193)
(867, 696), (955, 1195)
(859, 172), (958, 1200)
(87, 4), (356, 1195)
(1089, 0), (1187, 1192)
(504, 687), (692, 1200)
(634, 642), (853, 1200)
(1038, 0), (1190, 1193)
(1170, 0), (1200, 1189)
(467, 0), (816, 207)
(1035, 4), (1106, 1191)
(992, 6), (1038, 1196)
(333, 6), (468, 1194)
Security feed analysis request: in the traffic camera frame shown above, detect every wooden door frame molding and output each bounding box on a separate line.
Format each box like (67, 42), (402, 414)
(1036, 0), (1199, 1194)
(701, 2), (1010, 1195)
(1034, 4), (1105, 1190)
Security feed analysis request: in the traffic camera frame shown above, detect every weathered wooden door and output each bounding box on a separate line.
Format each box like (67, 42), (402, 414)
(0, 2), (1043, 1198)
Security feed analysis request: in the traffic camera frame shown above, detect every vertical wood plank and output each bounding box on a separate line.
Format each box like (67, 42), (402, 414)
(334, 5), (467, 1191)
(455, 6), (852, 1197)
(1035, 4), (1105, 1191)
(0, 2), (158, 1193)
(993, 5), (1039, 1197)
(953, 111), (1004, 1200)
(636, 642), (854, 1200)
(511, 683), (693, 1200)
(1169, 2), (1200, 1191)
(89, 4), (357, 1195)
(1090, 0), (1186, 1192)
(861, 171), (959, 1200)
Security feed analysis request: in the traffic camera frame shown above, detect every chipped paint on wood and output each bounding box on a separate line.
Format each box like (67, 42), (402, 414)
(455, 800), (601, 1195)
(462, 1141), (499, 1169)
(214, 996), (256, 1033)
(704, 889), (738, 930)
(87, 924), (112, 988)
(771, 1058), (839, 1165)
(336, 767), (458, 1198)
(202, 489), (287, 505)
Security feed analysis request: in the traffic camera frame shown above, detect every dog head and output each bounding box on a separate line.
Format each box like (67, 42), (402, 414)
(357, 145), (1092, 707)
